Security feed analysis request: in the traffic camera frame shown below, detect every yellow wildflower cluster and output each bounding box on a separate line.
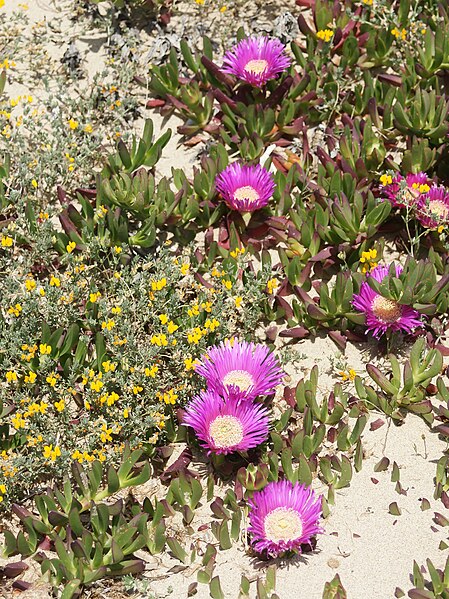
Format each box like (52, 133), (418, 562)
(412, 182), (430, 194)
(67, 241), (76, 253)
(151, 333), (168, 347)
(317, 29), (334, 42)
(72, 449), (106, 463)
(24, 371), (37, 384)
(145, 365), (159, 377)
(0, 484), (6, 503)
(157, 388), (178, 405)
(8, 303), (22, 317)
(25, 277), (36, 292)
(46, 373), (59, 387)
(391, 27), (407, 41)
(184, 357), (199, 371)
(50, 275), (61, 287)
(101, 319), (115, 331)
(151, 277), (167, 291)
(43, 444), (61, 461)
(339, 369), (357, 382)
(230, 247), (245, 259)
(187, 319), (219, 344)
(99, 391), (120, 406)
(40, 343), (51, 355)
(380, 174), (392, 186)
(5, 371), (17, 383)
(267, 278), (279, 294)
(1, 235), (13, 247)
(21, 343), (37, 362)
(359, 248), (378, 273)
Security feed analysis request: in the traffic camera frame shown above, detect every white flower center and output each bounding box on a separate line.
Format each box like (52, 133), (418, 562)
(222, 369), (255, 391)
(209, 415), (243, 448)
(244, 59), (269, 74)
(233, 185), (260, 203)
(429, 200), (449, 220)
(264, 507), (303, 542)
(371, 296), (402, 323)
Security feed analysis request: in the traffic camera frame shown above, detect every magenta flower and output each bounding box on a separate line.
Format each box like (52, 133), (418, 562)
(382, 172), (430, 208)
(352, 264), (422, 338)
(215, 163), (275, 212)
(248, 480), (323, 557)
(195, 340), (284, 400)
(182, 389), (269, 455)
(416, 186), (449, 229)
(221, 36), (291, 87)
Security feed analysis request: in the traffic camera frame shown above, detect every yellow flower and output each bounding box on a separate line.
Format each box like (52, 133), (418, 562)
(101, 319), (115, 331)
(123, 407), (129, 419)
(151, 278), (167, 291)
(114, 245), (122, 254)
(84, 124), (93, 133)
(132, 385), (143, 395)
(89, 291), (101, 303)
(184, 357), (199, 371)
(145, 365), (159, 378)
(31, 179), (38, 189)
(359, 248), (378, 273)
(50, 275), (61, 287)
(54, 399), (65, 412)
(180, 263), (190, 275)
(43, 445), (61, 461)
(111, 306), (121, 314)
(67, 241), (76, 253)
(362, 0), (373, 4)
(392, 27), (407, 41)
(167, 321), (179, 334)
(235, 296), (243, 308)
(223, 280), (233, 290)
(0, 1), (5, 8)
(12, 413), (27, 429)
(1, 235), (13, 247)
(25, 278), (36, 292)
(267, 278), (279, 294)
(317, 29), (334, 42)
(159, 313), (169, 325)
(150, 333), (168, 346)
(8, 303), (22, 317)
(5, 371), (17, 383)
(68, 118), (79, 130)
(24, 371), (37, 384)
(46, 374), (58, 387)
(102, 360), (116, 373)
(39, 343), (52, 355)
(90, 379), (103, 392)
(219, 5), (227, 11)
(379, 174), (392, 186)
(100, 424), (113, 443)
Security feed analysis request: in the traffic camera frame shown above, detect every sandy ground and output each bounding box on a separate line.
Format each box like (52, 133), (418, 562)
(2, 1), (449, 598)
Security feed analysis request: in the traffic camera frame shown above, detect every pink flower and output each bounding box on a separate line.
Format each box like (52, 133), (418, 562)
(195, 340), (284, 400)
(416, 186), (449, 229)
(352, 264), (422, 338)
(182, 389), (269, 455)
(221, 36), (291, 87)
(248, 480), (323, 557)
(215, 163), (275, 213)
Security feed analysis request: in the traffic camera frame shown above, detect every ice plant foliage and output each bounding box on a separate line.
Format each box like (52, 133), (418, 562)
(381, 172), (431, 208)
(416, 186), (449, 230)
(221, 36), (291, 87)
(248, 480), (323, 557)
(182, 389), (269, 454)
(352, 264), (422, 338)
(196, 340), (284, 400)
(215, 163), (276, 212)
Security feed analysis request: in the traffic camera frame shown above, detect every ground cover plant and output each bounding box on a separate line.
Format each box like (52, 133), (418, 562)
(2, 0), (449, 597)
